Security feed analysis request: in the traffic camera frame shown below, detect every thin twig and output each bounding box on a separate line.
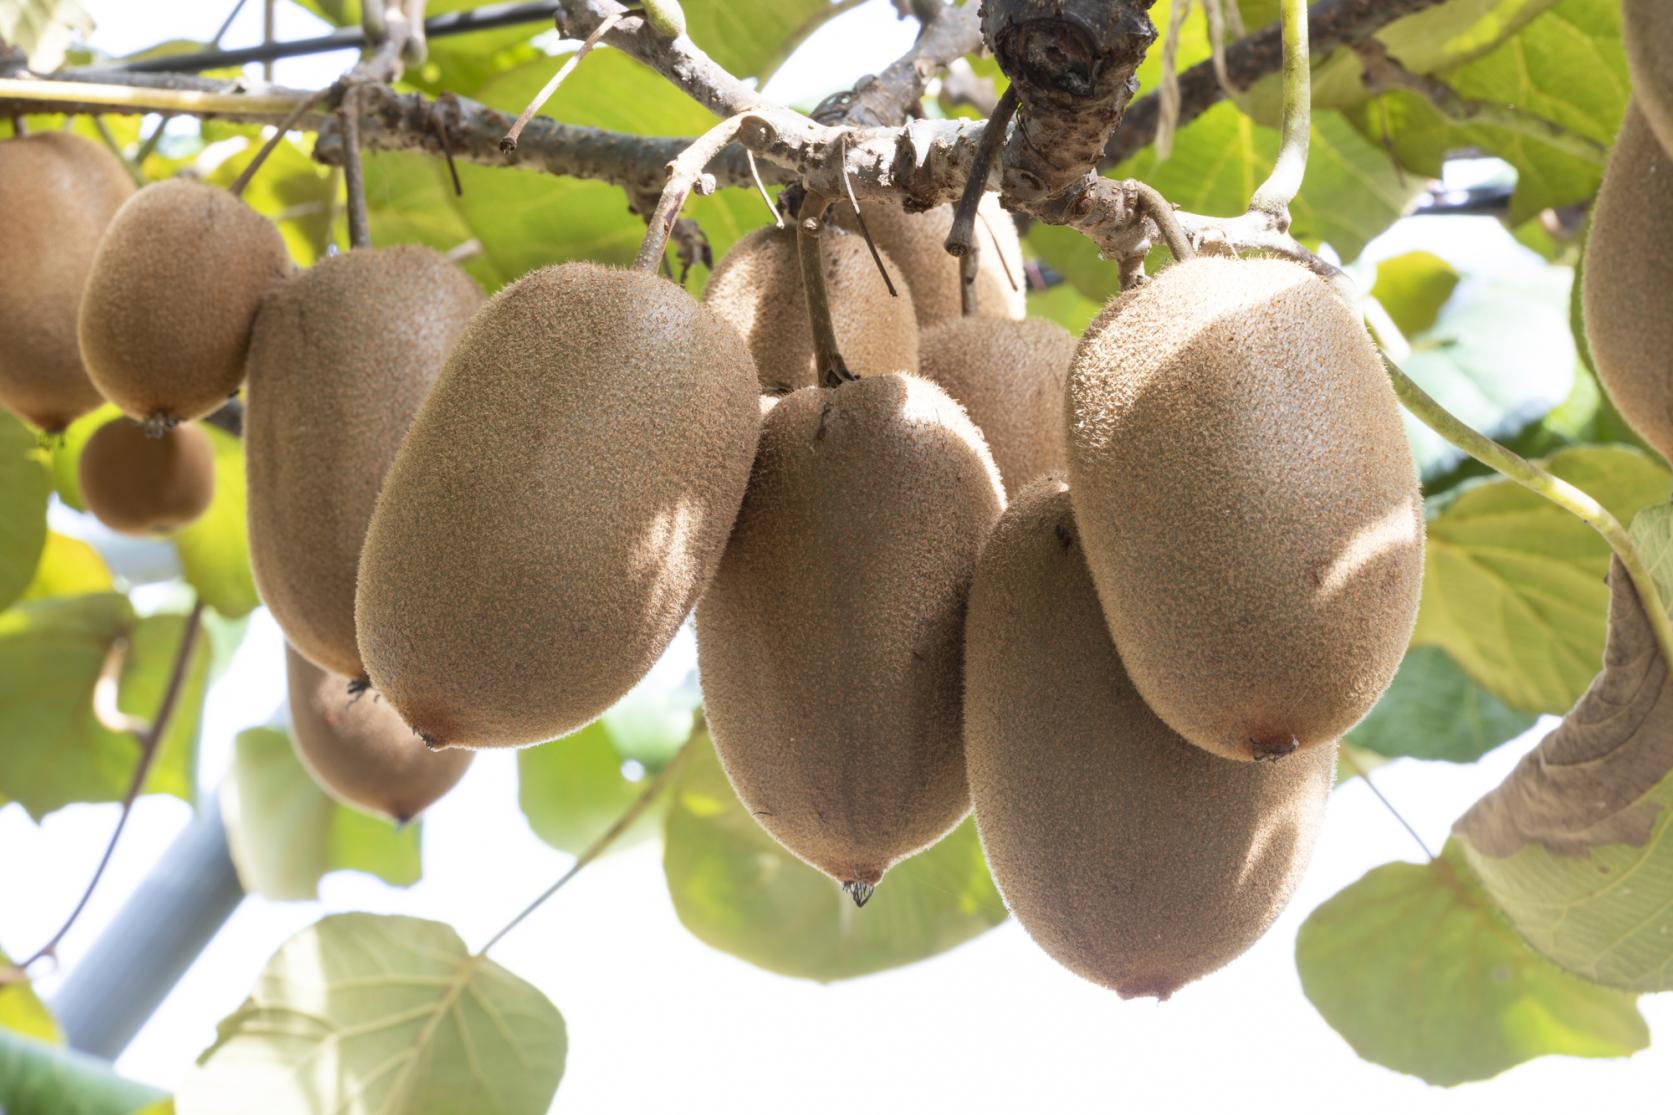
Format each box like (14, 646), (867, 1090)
(745, 148), (781, 228)
(478, 736), (692, 955)
(89, 117), (144, 188)
(230, 86), (332, 198)
(944, 85), (1016, 257)
(339, 85), (371, 249)
(499, 10), (626, 153)
(1248, 0), (1309, 223)
(1340, 748), (1435, 861)
(837, 133), (896, 296)
(7, 600), (205, 978)
(631, 111), (759, 273)
(1130, 180), (1195, 263)
(959, 246), (979, 316)
(1384, 354), (1673, 678)
(213, 0), (252, 47)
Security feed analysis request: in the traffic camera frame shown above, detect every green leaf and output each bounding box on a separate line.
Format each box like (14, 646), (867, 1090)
(1346, 0), (1624, 224)
(0, 951), (61, 1045)
(1025, 280), (1104, 336)
(21, 532), (113, 602)
(663, 729), (1006, 981)
(0, 1029), (167, 1115)
(1347, 645), (1539, 762)
(221, 727), (421, 902)
(44, 403), (118, 512)
(682, 0), (834, 81)
(1413, 445), (1672, 713)
(1296, 841), (1648, 1086)
(178, 914), (565, 1115)
(0, 596), (211, 819)
(1370, 250), (1460, 338)
(173, 424), (259, 620)
(1455, 530), (1673, 991)
(0, 411), (52, 613)
(518, 722), (661, 855)
(0, 0), (94, 72)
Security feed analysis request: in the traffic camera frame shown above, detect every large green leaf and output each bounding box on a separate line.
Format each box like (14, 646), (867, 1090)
(1413, 445), (1671, 714)
(221, 727), (422, 902)
(172, 424), (259, 620)
(663, 730), (1006, 981)
(1296, 841), (1648, 1086)
(0, 951), (60, 1045)
(683, 0), (835, 81)
(1369, 250), (1460, 338)
(1455, 512), (1673, 990)
(178, 914), (565, 1115)
(0, 1029), (166, 1115)
(518, 721), (662, 855)
(1346, 645), (1538, 763)
(0, 596), (211, 819)
(1346, 0), (1624, 224)
(21, 532), (113, 602)
(0, 411), (52, 613)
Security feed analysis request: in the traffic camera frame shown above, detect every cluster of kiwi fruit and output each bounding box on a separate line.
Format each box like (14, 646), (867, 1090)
(3, 119), (1428, 997)
(1581, 0), (1673, 466)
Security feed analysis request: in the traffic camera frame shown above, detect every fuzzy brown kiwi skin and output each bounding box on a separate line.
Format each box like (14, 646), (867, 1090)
(917, 316), (1076, 496)
(285, 645), (472, 824)
(1582, 104), (1673, 465)
(1066, 256), (1423, 763)
(830, 194), (1026, 325)
(702, 225), (918, 394)
(77, 418), (216, 536)
(695, 373), (1005, 894)
(0, 133), (134, 433)
(246, 245), (482, 679)
(355, 262), (760, 750)
(78, 178), (293, 428)
(1623, 0), (1673, 155)
(965, 479), (1336, 999)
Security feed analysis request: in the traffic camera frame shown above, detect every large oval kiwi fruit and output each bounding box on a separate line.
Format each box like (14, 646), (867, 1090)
(247, 246), (482, 679)
(965, 479), (1335, 998)
(1624, 0), (1673, 154)
(0, 133), (134, 432)
(286, 645), (472, 823)
(78, 417), (215, 535)
(78, 178), (292, 428)
(1582, 104), (1673, 463)
(696, 373), (1004, 900)
(1067, 256), (1423, 762)
(918, 316), (1074, 494)
(356, 262), (759, 749)
(702, 225), (917, 394)
(833, 194), (1026, 324)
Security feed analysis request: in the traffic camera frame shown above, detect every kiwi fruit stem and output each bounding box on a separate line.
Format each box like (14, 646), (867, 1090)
(796, 190), (854, 388)
(945, 85), (1018, 262)
(1383, 353), (1673, 678)
(338, 87), (371, 250)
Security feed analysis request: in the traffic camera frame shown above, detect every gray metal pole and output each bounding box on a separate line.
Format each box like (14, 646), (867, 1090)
(50, 805), (245, 1059)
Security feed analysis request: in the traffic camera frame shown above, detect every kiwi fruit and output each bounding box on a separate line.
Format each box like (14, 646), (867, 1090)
(78, 178), (292, 428)
(695, 373), (1005, 900)
(356, 262), (759, 749)
(833, 194), (1026, 325)
(702, 225), (918, 394)
(285, 645), (471, 823)
(1066, 257), (1423, 762)
(1582, 104), (1673, 463)
(78, 417), (215, 536)
(965, 479), (1335, 999)
(0, 133), (134, 432)
(246, 246), (482, 679)
(1624, 0), (1673, 155)
(917, 316), (1075, 494)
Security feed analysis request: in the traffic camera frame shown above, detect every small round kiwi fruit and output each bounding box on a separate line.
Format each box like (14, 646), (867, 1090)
(702, 225), (917, 394)
(917, 316), (1075, 494)
(832, 194), (1026, 324)
(696, 373), (1005, 899)
(1066, 256), (1423, 762)
(1624, 0), (1673, 154)
(78, 178), (292, 428)
(965, 479), (1335, 999)
(285, 645), (472, 824)
(356, 262), (759, 749)
(78, 417), (215, 536)
(1582, 104), (1673, 463)
(0, 132), (134, 432)
(247, 246), (482, 679)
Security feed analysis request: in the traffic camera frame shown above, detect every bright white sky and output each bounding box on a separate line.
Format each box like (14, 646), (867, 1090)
(4, 3), (1671, 1112)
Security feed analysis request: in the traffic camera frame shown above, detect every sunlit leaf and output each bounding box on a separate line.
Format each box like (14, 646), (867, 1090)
(21, 532), (113, 602)
(0, 411), (52, 613)
(221, 727), (422, 902)
(517, 722), (661, 855)
(1296, 841), (1648, 1086)
(0, 950), (60, 1045)
(1346, 645), (1538, 762)
(44, 403), (117, 512)
(0, 0), (94, 72)
(0, 1029), (167, 1115)
(1370, 250), (1459, 338)
(178, 914), (565, 1115)
(173, 424), (259, 619)
(663, 729), (1006, 981)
